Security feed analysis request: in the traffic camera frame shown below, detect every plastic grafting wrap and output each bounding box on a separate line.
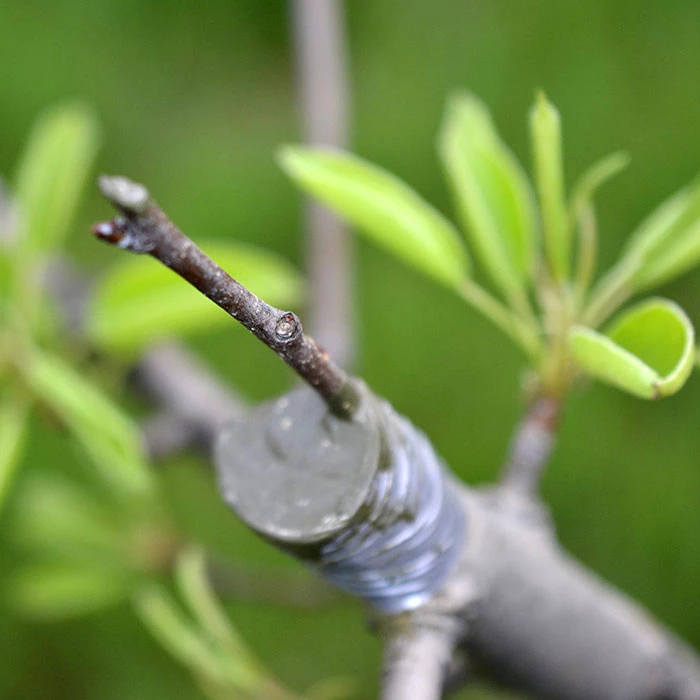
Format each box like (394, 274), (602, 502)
(215, 383), (466, 613)
(314, 396), (466, 611)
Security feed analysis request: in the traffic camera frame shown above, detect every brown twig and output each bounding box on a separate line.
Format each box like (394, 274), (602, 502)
(93, 175), (359, 419)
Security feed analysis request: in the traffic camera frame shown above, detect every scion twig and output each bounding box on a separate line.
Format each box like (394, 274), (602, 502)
(93, 175), (359, 419)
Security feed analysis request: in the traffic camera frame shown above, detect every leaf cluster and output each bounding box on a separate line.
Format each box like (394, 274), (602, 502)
(281, 92), (700, 400)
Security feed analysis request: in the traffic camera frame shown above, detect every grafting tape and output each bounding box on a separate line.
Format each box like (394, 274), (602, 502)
(216, 383), (465, 612)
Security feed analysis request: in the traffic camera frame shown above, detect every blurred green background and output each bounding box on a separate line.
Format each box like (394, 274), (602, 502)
(1, 1), (700, 698)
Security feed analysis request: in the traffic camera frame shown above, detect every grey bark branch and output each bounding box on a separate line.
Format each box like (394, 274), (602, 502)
(291, 0), (354, 369)
(500, 395), (559, 497)
(448, 487), (700, 700)
(135, 342), (246, 458)
(93, 175), (359, 418)
(381, 614), (462, 700)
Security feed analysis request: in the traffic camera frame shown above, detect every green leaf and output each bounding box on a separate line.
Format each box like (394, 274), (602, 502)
(0, 396), (29, 512)
(175, 548), (250, 657)
(623, 176), (700, 290)
(89, 241), (304, 354)
(14, 102), (100, 257)
(9, 563), (129, 620)
(279, 146), (469, 290)
(529, 92), (569, 282)
(632, 219), (700, 290)
(133, 583), (257, 690)
(23, 348), (154, 497)
(570, 153), (629, 302)
(570, 298), (695, 399)
(439, 93), (537, 301)
(13, 472), (127, 562)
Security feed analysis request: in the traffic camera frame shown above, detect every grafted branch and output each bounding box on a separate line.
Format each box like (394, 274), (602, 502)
(93, 175), (359, 418)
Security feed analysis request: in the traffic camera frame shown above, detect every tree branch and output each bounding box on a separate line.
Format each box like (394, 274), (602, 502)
(381, 614), (462, 700)
(500, 395), (560, 498)
(93, 175), (359, 419)
(291, 0), (354, 369)
(134, 342), (246, 458)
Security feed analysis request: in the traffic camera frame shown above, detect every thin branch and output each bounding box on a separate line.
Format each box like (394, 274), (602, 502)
(381, 614), (462, 700)
(500, 395), (560, 497)
(93, 175), (359, 419)
(291, 0), (354, 369)
(141, 411), (197, 461)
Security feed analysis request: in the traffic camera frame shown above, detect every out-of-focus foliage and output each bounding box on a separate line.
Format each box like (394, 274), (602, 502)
(2, 3), (700, 700)
(0, 103), (310, 700)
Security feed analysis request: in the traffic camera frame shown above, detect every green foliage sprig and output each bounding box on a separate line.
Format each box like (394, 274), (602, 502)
(281, 92), (700, 401)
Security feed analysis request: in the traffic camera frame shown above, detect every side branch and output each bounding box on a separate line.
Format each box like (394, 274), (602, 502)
(291, 0), (354, 368)
(500, 395), (560, 497)
(93, 175), (358, 418)
(135, 342), (247, 458)
(381, 614), (462, 700)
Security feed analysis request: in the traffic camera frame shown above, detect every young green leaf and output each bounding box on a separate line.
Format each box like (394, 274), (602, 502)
(23, 348), (154, 497)
(529, 92), (569, 282)
(175, 548), (249, 655)
(632, 219), (700, 290)
(623, 176), (700, 290)
(14, 102), (100, 257)
(0, 396), (29, 511)
(439, 93), (537, 302)
(133, 583), (258, 690)
(88, 242), (303, 354)
(279, 146), (470, 290)
(13, 473), (127, 562)
(9, 563), (130, 620)
(570, 299), (695, 399)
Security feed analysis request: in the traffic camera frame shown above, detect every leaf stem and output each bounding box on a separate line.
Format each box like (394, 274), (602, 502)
(583, 258), (636, 327)
(458, 279), (542, 359)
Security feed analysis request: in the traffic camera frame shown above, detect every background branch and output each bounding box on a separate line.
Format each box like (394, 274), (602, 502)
(291, 0), (354, 369)
(135, 342), (246, 459)
(381, 614), (462, 700)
